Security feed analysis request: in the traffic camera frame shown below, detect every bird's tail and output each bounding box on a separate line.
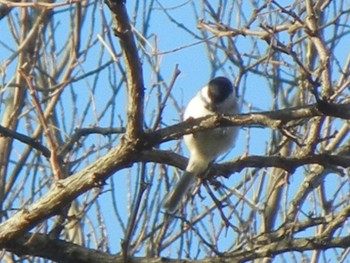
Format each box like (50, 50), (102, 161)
(163, 171), (196, 213)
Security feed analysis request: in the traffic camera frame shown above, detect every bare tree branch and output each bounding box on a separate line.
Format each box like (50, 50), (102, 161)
(106, 0), (145, 139)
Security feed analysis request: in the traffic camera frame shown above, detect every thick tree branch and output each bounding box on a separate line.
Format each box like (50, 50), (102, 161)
(305, 0), (332, 97)
(139, 150), (350, 176)
(227, 236), (350, 262)
(105, 0), (145, 139)
(149, 102), (350, 145)
(214, 154), (350, 176)
(0, 141), (136, 246)
(6, 228), (350, 263)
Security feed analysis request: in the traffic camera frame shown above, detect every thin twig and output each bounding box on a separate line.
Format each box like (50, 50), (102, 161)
(19, 68), (63, 180)
(152, 64), (181, 130)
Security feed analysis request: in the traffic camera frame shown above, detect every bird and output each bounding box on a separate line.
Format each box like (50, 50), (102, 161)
(163, 76), (240, 213)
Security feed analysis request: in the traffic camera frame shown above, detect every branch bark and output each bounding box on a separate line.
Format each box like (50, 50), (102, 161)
(6, 230), (350, 263)
(105, 0), (145, 139)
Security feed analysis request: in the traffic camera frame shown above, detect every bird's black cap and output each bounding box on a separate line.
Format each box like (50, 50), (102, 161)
(207, 77), (233, 104)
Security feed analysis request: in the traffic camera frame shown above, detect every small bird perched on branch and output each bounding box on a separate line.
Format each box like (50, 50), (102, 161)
(163, 76), (240, 213)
